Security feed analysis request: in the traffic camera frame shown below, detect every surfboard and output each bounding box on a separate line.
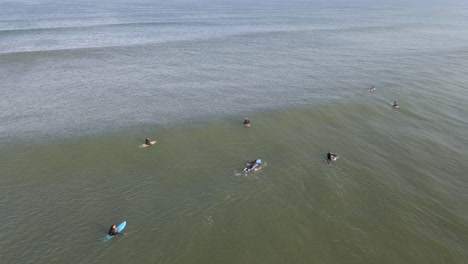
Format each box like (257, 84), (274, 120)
(103, 221), (126, 242)
(390, 103), (399, 108)
(139, 141), (156, 148)
(244, 123), (251, 128)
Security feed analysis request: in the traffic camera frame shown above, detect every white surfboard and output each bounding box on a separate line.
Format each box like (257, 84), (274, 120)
(139, 141), (156, 148)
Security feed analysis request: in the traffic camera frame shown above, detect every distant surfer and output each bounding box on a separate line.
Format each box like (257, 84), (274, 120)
(244, 159), (261, 172)
(326, 151), (338, 164)
(145, 137), (152, 146)
(108, 224), (126, 236)
(392, 100), (399, 107)
(243, 117), (250, 127)
(108, 225), (119, 236)
(367, 86), (376, 92)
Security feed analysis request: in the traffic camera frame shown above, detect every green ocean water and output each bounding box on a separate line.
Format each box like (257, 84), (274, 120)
(1, 0), (468, 263)
(2, 100), (467, 263)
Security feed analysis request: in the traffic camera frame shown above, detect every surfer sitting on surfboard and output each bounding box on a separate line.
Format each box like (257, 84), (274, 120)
(243, 117), (250, 125)
(108, 224), (126, 236)
(108, 225), (119, 236)
(326, 151), (338, 164)
(392, 100), (398, 107)
(145, 137), (152, 146)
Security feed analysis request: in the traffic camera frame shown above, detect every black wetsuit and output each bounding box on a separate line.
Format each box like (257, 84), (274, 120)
(243, 119), (250, 124)
(327, 153), (336, 161)
(247, 160), (257, 168)
(145, 139), (151, 145)
(108, 227), (118, 236)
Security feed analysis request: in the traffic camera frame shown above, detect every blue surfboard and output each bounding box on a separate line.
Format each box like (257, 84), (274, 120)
(103, 221), (126, 242)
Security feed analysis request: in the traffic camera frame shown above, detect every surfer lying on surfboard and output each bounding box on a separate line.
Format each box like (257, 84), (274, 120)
(367, 86), (376, 92)
(244, 159), (261, 172)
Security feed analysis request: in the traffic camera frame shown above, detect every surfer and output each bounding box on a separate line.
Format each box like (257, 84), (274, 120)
(326, 151), (338, 164)
(367, 86), (376, 92)
(392, 100), (399, 107)
(243, 117), (250, 125)
(145, 137), (152, 146)
(244, 159), (261, 172)
(108, 224), (126, 236)
(108, 225), (119, 236)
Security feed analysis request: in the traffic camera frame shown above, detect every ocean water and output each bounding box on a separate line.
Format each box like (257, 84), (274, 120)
(1, 0), (467, 263)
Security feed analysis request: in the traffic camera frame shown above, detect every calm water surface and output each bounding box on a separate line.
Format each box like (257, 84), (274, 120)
(1, 0), (467, 263)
